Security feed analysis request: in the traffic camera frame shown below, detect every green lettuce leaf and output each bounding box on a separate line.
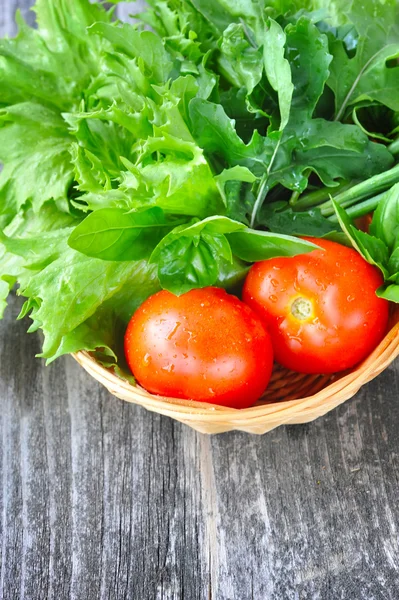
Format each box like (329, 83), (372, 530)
(0, 103), (74, 225)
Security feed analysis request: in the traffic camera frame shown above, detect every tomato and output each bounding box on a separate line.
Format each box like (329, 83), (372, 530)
(355, 212), (373, 233)
(242, 237), (389, 374)
(124, 287), (273, 409)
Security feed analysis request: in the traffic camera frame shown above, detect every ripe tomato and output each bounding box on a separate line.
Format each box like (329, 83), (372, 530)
(355, 212), (373, 233)
(124, 287), (273, 409)
(243, 237), (389, 374)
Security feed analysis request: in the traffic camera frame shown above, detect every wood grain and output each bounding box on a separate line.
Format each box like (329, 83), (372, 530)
(2, 2), (399, 599)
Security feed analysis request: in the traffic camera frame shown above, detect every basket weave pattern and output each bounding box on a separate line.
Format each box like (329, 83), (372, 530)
(73, 307), (399, 434)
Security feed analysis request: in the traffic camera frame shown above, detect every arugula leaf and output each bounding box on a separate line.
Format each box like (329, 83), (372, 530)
(259, 203), (338, 236)
(328, 0), (399, 118)
(262, 19), (293, 130)
(285, 17), (332, 118)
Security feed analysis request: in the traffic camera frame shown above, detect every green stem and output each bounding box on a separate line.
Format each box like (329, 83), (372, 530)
(250, 175), (269, 229)
(289, 168), (311, 206)
(292, 179), (351, 210)
(250, 136), (282, 228)
(319, 163), (399, 217)
(388, 138), (399, 156)
(289, 188), (302, 206)
(327, 192), (385, 222)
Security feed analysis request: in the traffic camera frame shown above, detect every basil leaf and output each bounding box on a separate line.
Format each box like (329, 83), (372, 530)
(153, 233), (228, 295)
(149, 216), (246, 293)
(370, 183), (399, 252)
(227, 230), (319, 262)
(332, 199), (390, 277)
(68, 207), (173, 261)
(377, 285), (399, 303)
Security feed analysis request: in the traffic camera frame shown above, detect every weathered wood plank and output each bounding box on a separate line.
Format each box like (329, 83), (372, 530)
(3, 298), (399, 599)
(1, 294), (211, 600)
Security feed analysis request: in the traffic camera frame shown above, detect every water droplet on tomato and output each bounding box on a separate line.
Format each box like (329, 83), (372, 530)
(143, 353), (151, 366)
(271, 278), (279, 287)
(347, 295), (355, 303)
(288, 335), (302, 346)
(166, 321), (181, 340)
(269, 294), (278, 303)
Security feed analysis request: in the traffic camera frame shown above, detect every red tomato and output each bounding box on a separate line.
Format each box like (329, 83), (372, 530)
(355, 212), (373, 233)
(124, 287), (273, 408)
(243, 237), (389, 374)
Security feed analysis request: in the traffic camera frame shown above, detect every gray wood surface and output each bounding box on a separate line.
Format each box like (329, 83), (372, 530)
(2, 1), (399, 598)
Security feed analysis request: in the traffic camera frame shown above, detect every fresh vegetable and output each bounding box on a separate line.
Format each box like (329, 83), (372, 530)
(124, 288), (273, 408)
(333, 184), (399, 303)
(1, 0), (399, 373)
(243, 238), (389, 373)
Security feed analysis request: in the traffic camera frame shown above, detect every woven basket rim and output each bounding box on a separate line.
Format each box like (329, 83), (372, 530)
(73, 319), (399, 426)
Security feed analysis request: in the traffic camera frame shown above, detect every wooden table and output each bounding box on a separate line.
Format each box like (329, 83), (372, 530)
(2, 2), (399, 598)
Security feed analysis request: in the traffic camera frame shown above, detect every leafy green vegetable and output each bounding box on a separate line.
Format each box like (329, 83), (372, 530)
(2, 0), (399, 370)
(0, 103), (74, 226)
(68, 207), (175, 261)
(227, 230), (320, 262)
(332, 187), (399, 297)
(263, 19), (293, 130)
(259, 202), (338, 236)
(328, 1), (399, 119)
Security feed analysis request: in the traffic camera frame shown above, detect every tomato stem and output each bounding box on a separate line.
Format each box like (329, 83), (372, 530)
(291, 297), (313, 320)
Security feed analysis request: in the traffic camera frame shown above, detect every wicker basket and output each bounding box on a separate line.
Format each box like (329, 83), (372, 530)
(73, 306), (399, 434)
